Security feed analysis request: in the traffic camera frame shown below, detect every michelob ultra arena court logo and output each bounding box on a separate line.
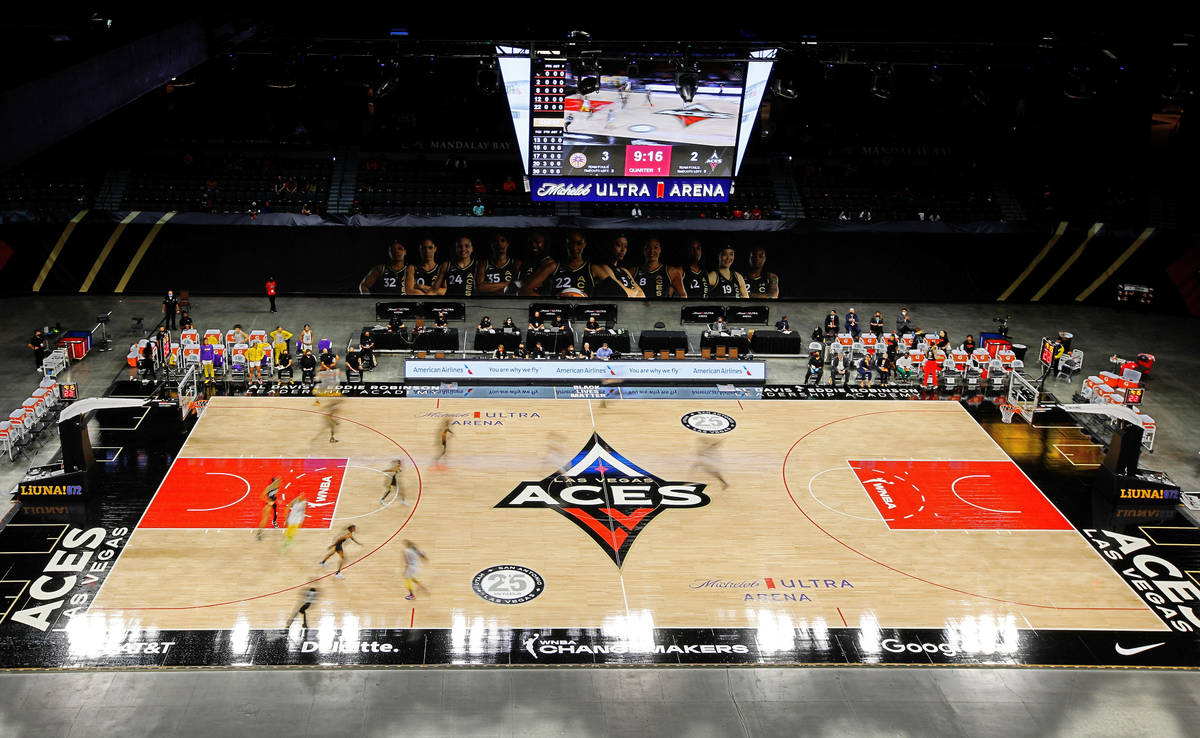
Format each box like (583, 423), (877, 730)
(496, 433), (710, 566)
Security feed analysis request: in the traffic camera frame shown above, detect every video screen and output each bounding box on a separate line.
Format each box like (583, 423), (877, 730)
(531, 58), (745, 178)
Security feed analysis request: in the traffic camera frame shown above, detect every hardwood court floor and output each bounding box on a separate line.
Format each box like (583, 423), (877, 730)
(87, 398), (1162, 635)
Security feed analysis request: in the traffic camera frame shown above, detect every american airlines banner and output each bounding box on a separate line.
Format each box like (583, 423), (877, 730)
(530, 177), (732, 203)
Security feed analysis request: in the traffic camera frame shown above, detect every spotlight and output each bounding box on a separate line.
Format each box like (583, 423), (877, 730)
(869, 64), (892, 100)
(476, 59), (498, 95)
(675, 61), (699, 103)
(771, 78), (797, 100)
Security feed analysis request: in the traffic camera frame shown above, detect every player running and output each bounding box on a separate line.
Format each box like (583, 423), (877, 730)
(281, 491), (307, 552)
(381, 458), (409, 506)
(435, 419), (454, 466)
(401, 540), (430, 600)
(320, 525), (361, 579)
(254, 475), (283, 540)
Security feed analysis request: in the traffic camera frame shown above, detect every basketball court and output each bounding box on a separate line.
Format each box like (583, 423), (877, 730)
(41, 395), (1167, 668)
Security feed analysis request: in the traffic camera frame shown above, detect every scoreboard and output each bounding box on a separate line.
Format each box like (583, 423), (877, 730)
(516, 49), (773, 202)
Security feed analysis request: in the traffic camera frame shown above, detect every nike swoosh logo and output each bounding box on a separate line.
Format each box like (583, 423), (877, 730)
(1115, 642), (1166, 656)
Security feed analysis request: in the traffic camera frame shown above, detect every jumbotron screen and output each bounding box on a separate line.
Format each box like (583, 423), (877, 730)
(500, 46), (775, 202)
(532, 59), (741, 178)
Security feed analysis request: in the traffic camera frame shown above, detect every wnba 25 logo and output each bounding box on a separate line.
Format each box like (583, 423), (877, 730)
(496, 433), (710, 566)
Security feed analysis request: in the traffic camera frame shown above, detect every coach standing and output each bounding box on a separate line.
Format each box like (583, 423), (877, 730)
(265, 276), (278, 313)
(162, 290), (179, 330)
(28, 329), (46, 372)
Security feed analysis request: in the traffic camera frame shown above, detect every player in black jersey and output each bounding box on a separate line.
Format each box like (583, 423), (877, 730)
(707, 245), (749, 298)
(476, 234), (522, 296)
(635, 238), (688, 298)
(605, 235), (645, 298)
(408, 238), (444, 295)
(436, 237), (477, 296)
(518, 232), (554, 296)
(359, 240), (409, 294)
(521, 230), (625, 298)
(682, 239), (709, 299)
(743, 246), (779, 299)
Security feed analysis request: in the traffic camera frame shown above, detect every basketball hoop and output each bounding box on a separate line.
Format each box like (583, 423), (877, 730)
(999, 403), (1017, 424)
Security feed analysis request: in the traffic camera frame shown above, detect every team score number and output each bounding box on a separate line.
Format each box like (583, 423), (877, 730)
(471, 565), (546, 604)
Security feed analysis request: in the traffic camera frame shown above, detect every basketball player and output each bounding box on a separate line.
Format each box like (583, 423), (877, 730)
(321, 397), (342, 443)
(289, 587), (318, 630)
(359, 240), (409, 294)
(520, 230), (623, 298)
(605, 107), (616, 130)
(436, 236), (477, 296)
(475, 234), (522, 295)
(606, 235), (645, 298)
(743, 246), (780, 299)
(696, 436), (730, 490)
(401, 540), (430, 600)
(682, 239), (709, 298)
(635, 238), (688, 298)
(381, 458), (408, 506)
(518, 232), (554, 296)
(320, 525), (361, 579)
(282, 491), (307, 552)
(406, 238), (444, 295)
(436, 419), (454, 465)
(255, 475), (283, 540)
(707, 245), (750, 298)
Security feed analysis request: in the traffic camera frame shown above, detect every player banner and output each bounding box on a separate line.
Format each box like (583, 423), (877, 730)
(530, 177), (732, 202)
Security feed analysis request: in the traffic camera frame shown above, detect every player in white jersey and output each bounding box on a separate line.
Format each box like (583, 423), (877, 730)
(282, 492), (308, 552)
(401, 540), (429, 600)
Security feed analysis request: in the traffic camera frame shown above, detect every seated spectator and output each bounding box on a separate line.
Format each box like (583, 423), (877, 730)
(878, 357), (894, 386)
(596, 343), (613, 360)
(502, 176), (517, 193)
(580, 342), (594, 360)
(179, 311), (194, 330)
(561, 345), (578, 359)
(712, 316), (729, 334)
(775, 315), (792, 332)
(346, 347), (363, 375)
(300, 348), (318, 383)
(493, 344), (508, 360)
(869, 312), (885, 337)
(829, 350), (849, 387)
(552, 314), (567, 332)
(584, 316), (601, 334)
(962, 334), (976, 353)
(275, 347), (292, 380)
(502, 316), (517, 332)
(857, 354), (874, 388)
(823, 310), (839, 341)
(388, 314), (407, 334)
(531, 341), (547, 359)
(245, 342), (265, 383)
(811, 325), (825, 343)
(806, 350), (824, 386)
(845, 309), (861, 339)
(359, 331), (376, 370)
(529, 312), (545, 330)
(434, 312), (448, 330)
(514, 343), (527, 359)
(320, 346), (338, 372)
(896, 355), (914, 381)
(936, 330), (951, 350)
(478, 316), (494, 333)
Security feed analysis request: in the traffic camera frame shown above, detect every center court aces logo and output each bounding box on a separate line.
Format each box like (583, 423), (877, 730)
(495, 433), (710, 566)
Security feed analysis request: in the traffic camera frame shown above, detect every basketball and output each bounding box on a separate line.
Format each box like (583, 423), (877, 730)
(558, 287), (587, 298)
